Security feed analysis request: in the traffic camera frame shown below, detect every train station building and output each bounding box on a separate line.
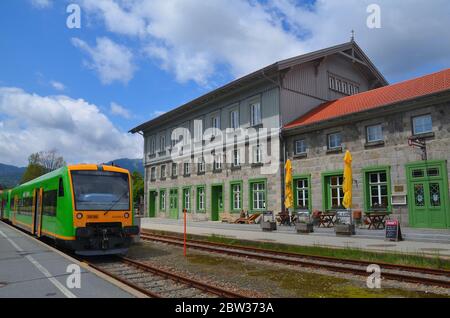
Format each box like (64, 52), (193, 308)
(130, 41), (450, 230)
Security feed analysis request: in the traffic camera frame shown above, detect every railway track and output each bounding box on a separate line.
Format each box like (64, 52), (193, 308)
(140, 231), (450, 289)
(84, 256), (246, 298)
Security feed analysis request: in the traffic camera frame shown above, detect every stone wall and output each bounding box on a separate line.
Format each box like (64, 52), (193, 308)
(285, 101), (450, 227)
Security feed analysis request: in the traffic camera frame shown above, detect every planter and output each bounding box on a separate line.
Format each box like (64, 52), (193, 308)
(352, 210), (362, 220)
(261, 221), (277, 232)
(296, 222), (314, 234)
(335, 224), (355, 236)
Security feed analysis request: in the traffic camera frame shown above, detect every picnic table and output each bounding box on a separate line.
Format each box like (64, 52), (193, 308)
(318, 212), (336, 228)
(367, 213), (387, 229)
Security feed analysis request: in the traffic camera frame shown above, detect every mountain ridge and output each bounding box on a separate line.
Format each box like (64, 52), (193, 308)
(0, 159), (144, 188)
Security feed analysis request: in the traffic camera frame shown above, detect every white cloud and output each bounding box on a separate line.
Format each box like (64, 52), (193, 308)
(71, 37), (136, 85)
(79, 0), (450, 85)
(30, 0), (52, 9)
(110, 102), (132, 119)
(80, 0), (305, 86)
(0, 87), (142, 166)
(50, 81), (65, 91)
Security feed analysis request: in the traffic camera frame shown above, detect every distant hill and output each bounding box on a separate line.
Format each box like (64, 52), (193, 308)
(0, 159), (144, 189)
(0, 163), (26, 188)
(105, 158), (144, 175)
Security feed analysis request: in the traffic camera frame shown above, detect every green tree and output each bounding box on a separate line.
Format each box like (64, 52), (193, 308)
(20, 150), (66, 184)
(131, 171), (144, 205)
(20, 163), (45, 184)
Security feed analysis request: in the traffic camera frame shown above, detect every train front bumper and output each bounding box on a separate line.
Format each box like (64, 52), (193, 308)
(71, 224), (140, 255)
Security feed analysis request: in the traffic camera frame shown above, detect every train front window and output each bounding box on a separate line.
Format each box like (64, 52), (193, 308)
(71, 171), (130, 211)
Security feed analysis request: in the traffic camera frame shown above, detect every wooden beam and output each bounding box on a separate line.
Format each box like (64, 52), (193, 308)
(338, 51), (368, 66)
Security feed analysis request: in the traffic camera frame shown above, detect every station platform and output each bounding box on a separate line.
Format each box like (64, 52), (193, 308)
(0, 221), (138, 298)
(141, 218), (450, 258)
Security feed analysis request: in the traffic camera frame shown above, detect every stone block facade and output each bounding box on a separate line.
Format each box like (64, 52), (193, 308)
(285, 101), (450, 228)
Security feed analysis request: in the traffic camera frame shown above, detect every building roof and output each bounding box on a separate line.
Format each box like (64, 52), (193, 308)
(284, 68), (450, 130)
(130, 41), (387, 134)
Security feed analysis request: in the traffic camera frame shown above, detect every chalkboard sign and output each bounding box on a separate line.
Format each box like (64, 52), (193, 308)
(385, 220), (403, 241)
(336, 210), (352, 225)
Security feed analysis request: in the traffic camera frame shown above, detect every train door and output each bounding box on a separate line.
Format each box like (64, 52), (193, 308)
(0, 198), (4, 219)
(33, 188), (43, 237)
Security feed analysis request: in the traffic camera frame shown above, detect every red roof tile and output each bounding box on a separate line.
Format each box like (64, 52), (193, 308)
(284, 68), (450, 130)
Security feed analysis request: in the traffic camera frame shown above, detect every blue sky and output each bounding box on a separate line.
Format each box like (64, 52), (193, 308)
(0, 0), (449, 166)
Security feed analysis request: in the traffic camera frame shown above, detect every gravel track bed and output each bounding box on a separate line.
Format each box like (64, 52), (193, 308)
(126, 241), (450, 298)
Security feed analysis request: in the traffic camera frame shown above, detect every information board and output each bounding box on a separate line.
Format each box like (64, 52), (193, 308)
(385, 219), (403, 241)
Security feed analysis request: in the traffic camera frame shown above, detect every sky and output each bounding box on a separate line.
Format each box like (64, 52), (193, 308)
(0, 0), (449, 166)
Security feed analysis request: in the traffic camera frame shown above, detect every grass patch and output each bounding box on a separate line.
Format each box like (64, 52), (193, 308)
(143, 229), (450, 270)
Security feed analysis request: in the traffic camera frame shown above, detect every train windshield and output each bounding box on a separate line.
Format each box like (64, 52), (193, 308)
(71, 170), (130, 211)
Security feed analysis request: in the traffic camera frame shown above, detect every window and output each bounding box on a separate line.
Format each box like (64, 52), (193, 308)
(160, 135), (166, 152)
(295, 139), (306, 155)
(329, 175), (344, 210)
(328, 132), (342, 150)
(253, 144), (262, 164)
(194, 119), (203, 142)
(328, 74), (360, 96)
(412, 114), (432, 135)
(161, 165), (166, 179)
(58, 178), (64, 197)
(183, 188), (191, 211)
(71, 171), (130, 211)
(172, 163), (178, 177)
(250, 102), (262, 126)
(198, 157), (205, 173)
(251, 181), (266, 211)
(150, 167), (156, 181)
(43, 190), (57, 217)
(232, 149), (240, 167)
(184, 162), (190, 176)
(367, 124), (383, 142)
(231, 182), (242, 211)
(197, 187), (205, 211)
(20, 195), (33, 216)
(368, 172), (389, 210)
(230, 110), (239, 129)
(149, 137), (156, 154)
(160, 190), (166, 211)
(295, 178), (309, 209)
(214, 154), (222, 171)
(212, 115), (220, 130)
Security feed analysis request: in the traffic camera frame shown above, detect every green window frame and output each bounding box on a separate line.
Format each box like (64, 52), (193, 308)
(249, 178), (267, 213)
(362, 166), (392, 213)
(196, 185), (206, 213)
(182, 187), (192, 212)
(230, 180), (243, 213)
(159, 189), (166, 212)
(321, 170), (344, 211)
(293, 174), (312, 212)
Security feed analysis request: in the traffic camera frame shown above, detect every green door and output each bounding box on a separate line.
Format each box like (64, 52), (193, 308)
(148, 191), (157, 218)
(211, 185), (223, 221)
(406, 161), (449, 229)
(169, 189), (179, 219)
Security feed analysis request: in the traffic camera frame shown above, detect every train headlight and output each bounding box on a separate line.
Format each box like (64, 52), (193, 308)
(124, 212), (130, 219)
(76, 213), (83, 220)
